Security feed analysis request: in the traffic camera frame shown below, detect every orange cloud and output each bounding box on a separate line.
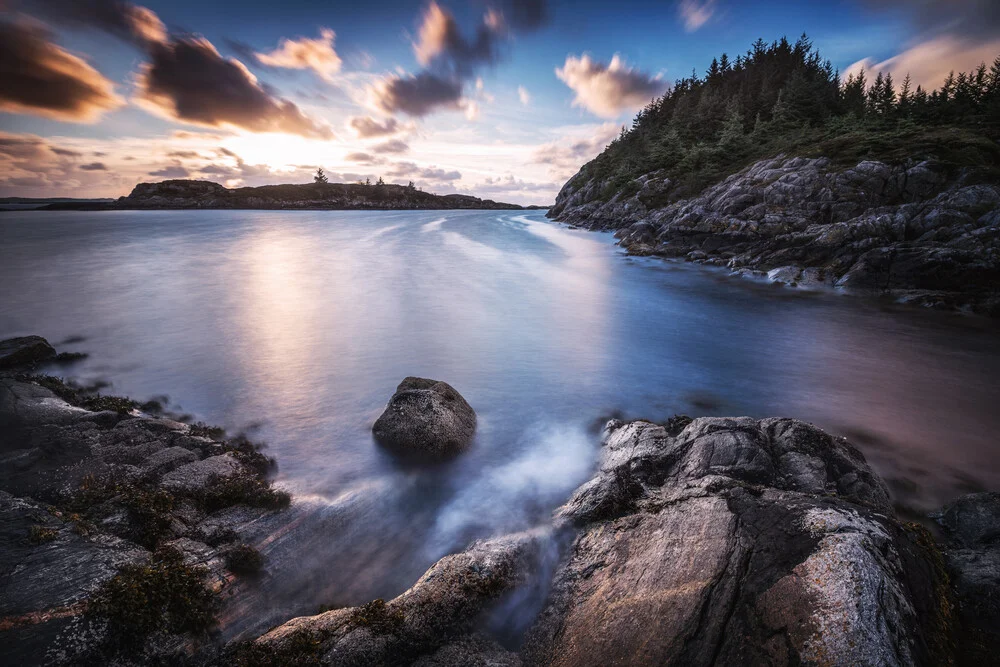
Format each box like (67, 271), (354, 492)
(845, 35), (1000, 89)
(0, 22), (123, 123)
(255, 28), (342, 82)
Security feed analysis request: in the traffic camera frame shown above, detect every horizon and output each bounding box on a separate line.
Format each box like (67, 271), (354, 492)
(1, 0), (997, 205)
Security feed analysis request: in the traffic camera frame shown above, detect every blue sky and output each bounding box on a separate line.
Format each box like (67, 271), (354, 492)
(1, 0), (996, 203)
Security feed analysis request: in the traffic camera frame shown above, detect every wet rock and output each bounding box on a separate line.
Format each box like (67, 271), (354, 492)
(372, 377), (477, 457)
(0, 336), (56, 369)
(160, 453), (243, 492)
(255, 529), (545, 666)
(524, 417), (947, 666)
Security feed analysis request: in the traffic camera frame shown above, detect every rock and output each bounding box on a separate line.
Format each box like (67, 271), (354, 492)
(523, 417), (949, 666)
(413, 634), (522, 666)
(160, 453), (243, 492)
(0, 336), (56, 369)
(141, 446), (199, 478)
(937, 492), (1000, 663)
(372, 377), (477, 457)
(551, 156), (1000, 314)
(0, 491), (147, 666)
(255, 529), (545, 666)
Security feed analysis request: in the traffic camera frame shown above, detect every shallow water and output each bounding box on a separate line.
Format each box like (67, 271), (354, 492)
(2, 209), (999, 622)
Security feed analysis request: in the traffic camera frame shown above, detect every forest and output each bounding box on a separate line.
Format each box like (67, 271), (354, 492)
(572, 35), (1000, 203)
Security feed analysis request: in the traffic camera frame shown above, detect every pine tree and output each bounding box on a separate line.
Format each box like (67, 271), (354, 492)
(376, 177), (385, 186)
(314, 168), (328, 184)
(718, 99), (748, 154)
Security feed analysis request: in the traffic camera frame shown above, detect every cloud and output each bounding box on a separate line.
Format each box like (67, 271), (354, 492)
(414, 1), (499, 74)
(677, 0), (717, 32)
(370, 71), (465, 116)
(344, 152), (382, 164)
(371, 139), (409, 154)
(532, 122), (620, 179)
(51, 147), (83, 157)
(149, 163), (190, 178)
(844, 34), (1000, 89)
(556, 54), (665, 118)
(387, 161), (461, 181)
(136, 36), (334, 139)
(27, 1), (333, 139)
(255, 28), (342, 82)
(25, 0), (166, 47)
(494, 0), (548, 31)
(167, 150), (201, 158)
(518, 85), (531, 105)
(369, 0), (548, 117)
(0, 21), (123, 122)
(79, 162), (107, 170)
(861, 0), (1000, 42)
(347, 115), (401, 138)
(847, 1), (1000, 90)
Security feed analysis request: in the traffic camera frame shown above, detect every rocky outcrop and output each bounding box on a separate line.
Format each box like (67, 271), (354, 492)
(0, 336), (290, 665)
(551, 156), (1000, 314)
(0, 336), (56, 369)
(521, 416), (951, 666)
(100, 180), (530, 211)
(372, 377), (477, 458)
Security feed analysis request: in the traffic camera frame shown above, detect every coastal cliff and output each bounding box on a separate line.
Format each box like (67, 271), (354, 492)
(2, 336), (998, 665)
(109, 180), (530, 211)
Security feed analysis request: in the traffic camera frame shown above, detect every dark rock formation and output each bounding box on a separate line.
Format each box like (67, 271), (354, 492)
(551, 156), (1000, 314)
(0, 336), (56, 369)
(94, 180), (530, 211)
(937, 492), (1000, 664)
(372, 377), (477, 458)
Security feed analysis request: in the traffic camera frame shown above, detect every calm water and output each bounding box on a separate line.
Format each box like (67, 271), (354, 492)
(2, 209), (999, 627)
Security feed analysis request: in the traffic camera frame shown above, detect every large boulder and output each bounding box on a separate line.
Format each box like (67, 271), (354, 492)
(372, 378), (477, 457)
(522, 417), (952, 666)
(0, 336), (56, 369)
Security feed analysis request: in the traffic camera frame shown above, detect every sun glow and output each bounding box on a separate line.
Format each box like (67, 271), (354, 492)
(220, 132), (343, 172)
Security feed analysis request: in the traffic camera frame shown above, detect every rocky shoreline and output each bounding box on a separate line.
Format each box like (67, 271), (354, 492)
(30, 180), (544, 212)
(2, 336), (998, 665)
(549, 155), (1000, 315)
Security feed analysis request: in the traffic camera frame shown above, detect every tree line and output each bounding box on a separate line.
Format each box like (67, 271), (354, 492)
(577, 34), (1000, 201)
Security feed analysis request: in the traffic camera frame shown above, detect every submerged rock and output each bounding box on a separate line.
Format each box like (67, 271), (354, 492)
(372, 377), (477, 457)
(0, 336), (56, 369)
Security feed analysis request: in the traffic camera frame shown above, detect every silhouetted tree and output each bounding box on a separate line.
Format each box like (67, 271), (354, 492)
(314, 168), (328, 184)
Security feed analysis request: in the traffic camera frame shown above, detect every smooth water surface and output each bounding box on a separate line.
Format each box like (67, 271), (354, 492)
(3, 209), (999, 627)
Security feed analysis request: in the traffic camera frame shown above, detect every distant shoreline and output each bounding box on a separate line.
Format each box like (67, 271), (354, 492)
(0, 179), (552, 212)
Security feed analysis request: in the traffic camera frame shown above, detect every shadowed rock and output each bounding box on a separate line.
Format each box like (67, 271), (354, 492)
(937, 492), (1000, 664)
(372, 377), (477, 458)
(0, 336), (56, 369)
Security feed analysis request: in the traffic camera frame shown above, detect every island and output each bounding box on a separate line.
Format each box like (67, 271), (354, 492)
(34, 180), (547, 212)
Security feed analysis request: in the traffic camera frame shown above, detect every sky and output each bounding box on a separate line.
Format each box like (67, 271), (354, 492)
(1, 0), (997, 204)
